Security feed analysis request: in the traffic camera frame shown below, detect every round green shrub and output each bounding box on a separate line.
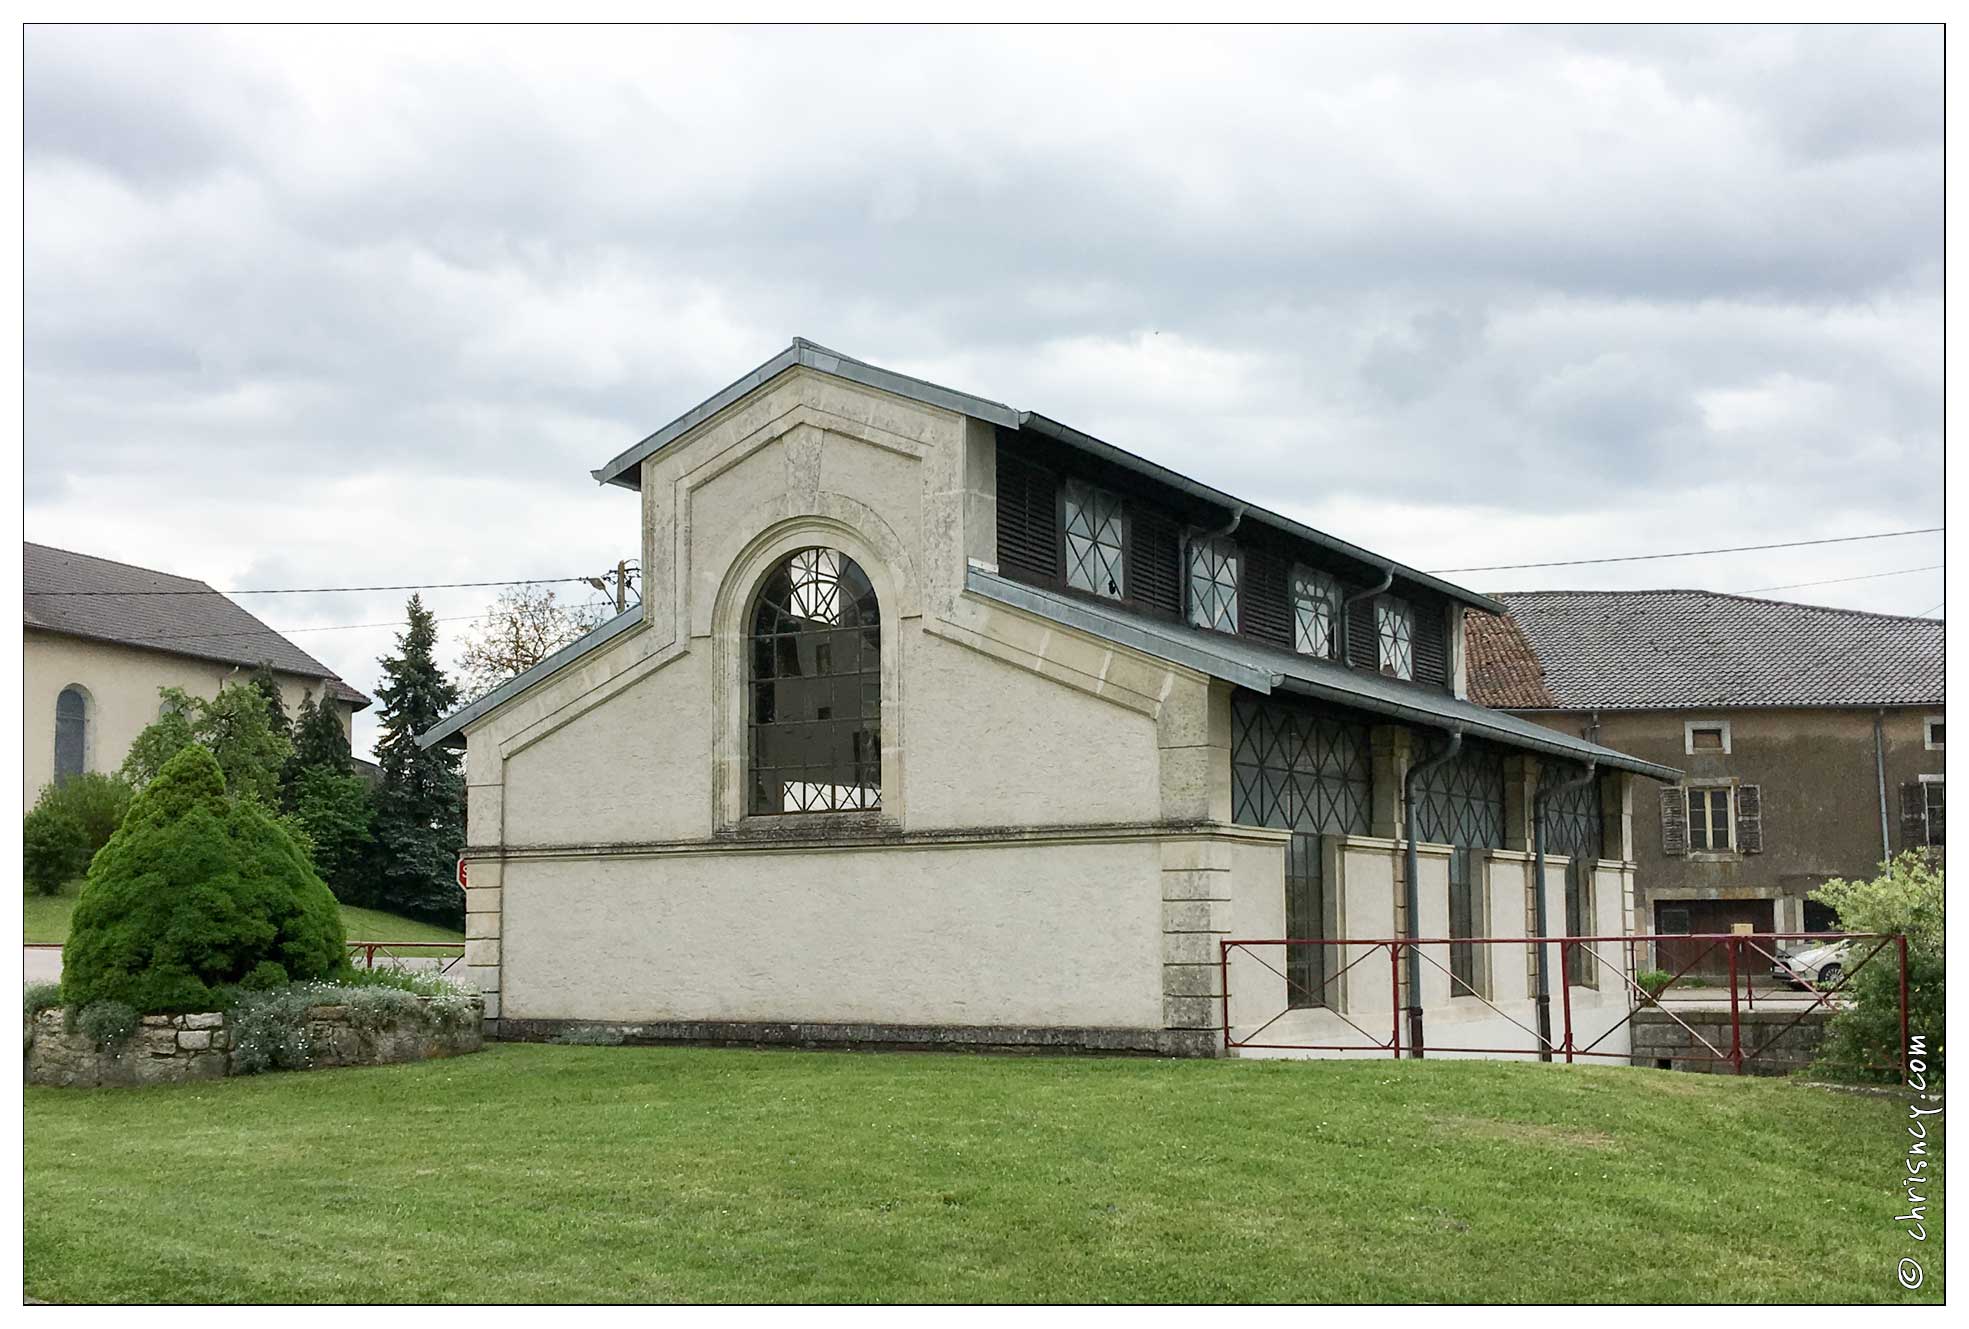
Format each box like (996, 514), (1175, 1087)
(60, 745), (349, 1014)
(22, 772), (134, 895)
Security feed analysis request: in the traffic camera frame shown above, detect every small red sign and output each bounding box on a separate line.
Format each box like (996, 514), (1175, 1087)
(456, 856), (469, 890)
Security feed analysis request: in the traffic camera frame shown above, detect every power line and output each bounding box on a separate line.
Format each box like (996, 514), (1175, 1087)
(24, 575), (594, 598)
(1913, 601), (1945, 619)
(1431, 527), (1942, 574)
(120, 610), (509, 646)
(1744, 564), (1943, 593)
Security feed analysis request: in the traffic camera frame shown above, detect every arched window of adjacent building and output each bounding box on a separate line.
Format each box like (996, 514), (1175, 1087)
(747, 547), (882, 815)
(54, 686), (89, 785)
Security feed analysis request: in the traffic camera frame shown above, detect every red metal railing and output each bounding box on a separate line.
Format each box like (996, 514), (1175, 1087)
(1220, 931), (1907, 1077)
(346, 940), (466, 976)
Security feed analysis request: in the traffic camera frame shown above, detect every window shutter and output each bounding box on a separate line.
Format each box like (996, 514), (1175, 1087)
(995, 447), (1059, 584)
(1412, 600), (1448, 688)
(1900, 783), (1928, 850)
(1127, 505), (1182, 615)
(1242, 548), (1293, 647)
(1659, 786), (1689, 856)
(1345, 594), (1377, 669)
(1734, 784), (1763, 854)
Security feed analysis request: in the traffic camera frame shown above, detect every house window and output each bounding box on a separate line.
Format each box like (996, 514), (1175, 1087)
(1291, 566), (1339, 659)
(746, 548), (882, 815)
(1925, 716), (1945, 751)
(1564, 864), (1597, 988)
(1686, 785), (1733, 852)
(1187, 536), (1241, 633)
(1062, 478), (1126, 600)
(54, 686), (88, 784)
(1376, 597), (1413, 680)
(1685, 721), (1731, 754)
(1448, 849), (1484, 998)
(1922, 777), (1945, 848)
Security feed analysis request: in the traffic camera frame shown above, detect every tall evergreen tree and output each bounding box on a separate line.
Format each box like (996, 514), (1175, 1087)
(247, 661), (291, 743)
(370, 595), (465, 924)
(289, 690), (352, 776)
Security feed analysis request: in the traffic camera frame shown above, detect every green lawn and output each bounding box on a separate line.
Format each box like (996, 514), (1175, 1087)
(24, 1045), (1942, 1304)
(24, 880), (462, 948)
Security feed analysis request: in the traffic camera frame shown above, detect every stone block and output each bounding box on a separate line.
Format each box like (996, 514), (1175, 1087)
(464, 939), (501, 968)
(1163, 963), (1225, 998)
(140, 1028), (179, 1056)
(177, 1030), (212, 1051)
(181, 1012), (224, 1030)
(1160, 868), (1232, 902)
(465, 886), (502, 915)
(1162, 994), (1220, 1029)
(1161, 899), (1229, 934)
(465, 912), (500, 940)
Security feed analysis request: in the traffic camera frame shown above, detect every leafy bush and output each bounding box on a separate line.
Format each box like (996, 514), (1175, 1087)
(226, 978), (476, 1075)
(22, 773), (134, 895)
(339, 966), (471, 998)
(70, 1000), (138, 1052)
(24, 982), (63, 1016)
(1810, 853), (1943, 1082)
(1636, 969), (1674, 1000)
(122, 684), (292, 807)
(60, 745), (348, 1014)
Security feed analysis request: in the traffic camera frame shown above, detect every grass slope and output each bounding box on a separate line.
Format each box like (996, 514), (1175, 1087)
(24, 1046), (1942, 1304)
(24, 881), (461, 947)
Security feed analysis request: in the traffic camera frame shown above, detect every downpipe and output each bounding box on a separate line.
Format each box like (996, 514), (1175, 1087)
(1401, 727), (1463, 1058)
(1532, 759), (1597, 1063)
(1340, 567), (1394, 668)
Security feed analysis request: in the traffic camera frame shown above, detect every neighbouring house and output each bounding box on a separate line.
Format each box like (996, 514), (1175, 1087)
(420, 340), (1677, 1058)
(23, 542), (371, 810)
(1467, 591), (1944, 976)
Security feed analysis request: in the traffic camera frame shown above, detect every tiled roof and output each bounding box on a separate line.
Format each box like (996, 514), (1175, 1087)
(23, 543), (370, 708)
(1464, 610), (1556, 709)
(1468, 590), (1943, 711)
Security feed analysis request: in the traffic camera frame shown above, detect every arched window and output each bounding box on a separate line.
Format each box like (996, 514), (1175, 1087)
(54, 686), (89, 784)
(747, 548), (882, 815)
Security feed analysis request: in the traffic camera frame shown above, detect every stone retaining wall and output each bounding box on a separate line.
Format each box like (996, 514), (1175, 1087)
(1630, 1005), (1829, 1077)
(25, 996), (484, 1088)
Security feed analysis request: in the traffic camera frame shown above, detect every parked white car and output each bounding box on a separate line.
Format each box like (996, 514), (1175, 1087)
(1772, 939), (1851, 987)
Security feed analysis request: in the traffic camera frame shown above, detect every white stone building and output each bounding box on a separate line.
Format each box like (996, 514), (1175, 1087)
(422, 341), (1678, 1059)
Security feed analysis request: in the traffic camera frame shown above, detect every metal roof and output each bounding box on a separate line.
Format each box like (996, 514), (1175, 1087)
(1476, 590), (1945, 712)
(23, 542), (370, 708)
(589, 339), (1503, 614)
(418, 604), (644, 748)
(968, 567), (1682, 782)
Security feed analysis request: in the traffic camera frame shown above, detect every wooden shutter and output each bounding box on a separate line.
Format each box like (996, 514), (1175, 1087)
(1242, 547), (1293, 647)
(1900, 783), (1928, 850)
(1734, 784), (1763, 854)
(1127, 505), (1182, 615)
(1412, 600), (1448, 688)
(995, 447), (1058, 584)
(1346, 594), (1378, 669)
(1659, 786), (1689, 856)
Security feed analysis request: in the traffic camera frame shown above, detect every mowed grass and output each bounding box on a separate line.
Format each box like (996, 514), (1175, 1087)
(24, 1045), (1941, 1304)
(23, 880), (461, 949)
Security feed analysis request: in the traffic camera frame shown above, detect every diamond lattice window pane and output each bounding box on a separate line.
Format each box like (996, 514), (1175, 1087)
(1377, 597), (1413, 680)
(1188, 537), (1241, 633)
(1292, 567), (1339, 658)
(1063, 479), (1126, 600)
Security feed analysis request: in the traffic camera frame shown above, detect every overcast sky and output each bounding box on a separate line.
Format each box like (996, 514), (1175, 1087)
(24, 24), (1942, 758)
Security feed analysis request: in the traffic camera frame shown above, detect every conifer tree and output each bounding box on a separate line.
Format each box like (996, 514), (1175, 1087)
(370, 595), (465, 924)
(247, 661), (291, 743)
(289, 690), (352, 776)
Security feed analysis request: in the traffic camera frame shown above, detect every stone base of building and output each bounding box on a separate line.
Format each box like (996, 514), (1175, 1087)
(497, 1016), (1220, 1058)
(25, 998), (484, 1088)
(1629, 1005), (1829, 1077)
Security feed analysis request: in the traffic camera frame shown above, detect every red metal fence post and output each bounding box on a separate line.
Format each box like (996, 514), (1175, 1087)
(1219, 941), (1231, 1052)
(1559, 940), (1575, 1064)
(1727, 936), (1743, 1074)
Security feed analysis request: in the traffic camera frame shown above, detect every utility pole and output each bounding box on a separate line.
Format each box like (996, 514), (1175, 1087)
(615, 559), (627, 614)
